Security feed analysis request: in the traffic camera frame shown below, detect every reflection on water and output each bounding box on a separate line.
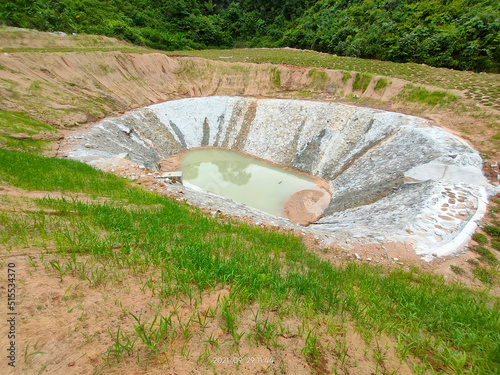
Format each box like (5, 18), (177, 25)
(179, 149), (321, 217)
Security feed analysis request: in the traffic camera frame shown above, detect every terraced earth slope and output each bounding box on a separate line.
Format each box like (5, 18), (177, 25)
(1, 27), (499, 160)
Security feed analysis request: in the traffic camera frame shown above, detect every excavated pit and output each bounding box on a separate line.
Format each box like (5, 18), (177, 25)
(175, 148), (331, 223)
(61, 96), (488, 260)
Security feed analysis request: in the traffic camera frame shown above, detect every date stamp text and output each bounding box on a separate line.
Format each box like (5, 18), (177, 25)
(213, 357), (274, 365)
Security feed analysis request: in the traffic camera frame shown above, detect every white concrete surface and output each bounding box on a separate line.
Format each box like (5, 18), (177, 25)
(61, 96), (489, 259)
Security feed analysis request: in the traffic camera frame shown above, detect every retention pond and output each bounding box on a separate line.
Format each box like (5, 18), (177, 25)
(178, 148), (330, 220)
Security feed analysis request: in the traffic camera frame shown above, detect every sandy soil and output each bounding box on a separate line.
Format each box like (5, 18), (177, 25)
(157, 154), (182, 173)
(284, 188), (331, 225)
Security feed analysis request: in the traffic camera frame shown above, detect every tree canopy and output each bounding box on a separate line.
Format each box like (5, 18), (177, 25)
(1, 0), (499, 72)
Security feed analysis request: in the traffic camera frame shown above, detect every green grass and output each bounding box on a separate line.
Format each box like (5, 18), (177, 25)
(0, 110), (56, 135)
(374, 78), (388, 92)
(491, 133), (500, 140)
(492, 240), (500, 252)
(29, 80), (42, 91)
(472, 246), (499, 266)
(307, 68), (330, 90)
(1, 147), (500, 373)
(0, 110), (57, 154)
(0, 134), (52, 155)
(352, 73), (372, 93)
(270, 67), (281, 88)
(341, 71), (352, 83)
(472, 264), (498, 285)
(450, 265), (466, 276)
(484, 225), (500, 238)
(0, 148), (161, 203)
(397, 84), (457, 106)
(473, 233), (489, 246)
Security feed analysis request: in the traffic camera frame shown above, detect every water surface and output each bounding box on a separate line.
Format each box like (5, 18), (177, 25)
(179, 149), (321, 217)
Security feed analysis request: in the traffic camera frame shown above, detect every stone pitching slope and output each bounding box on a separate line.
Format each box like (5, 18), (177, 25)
(62, 96), (488, 260)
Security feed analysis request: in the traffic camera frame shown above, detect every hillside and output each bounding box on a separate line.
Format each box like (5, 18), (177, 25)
(1, 27), (499, 160)
(1, 0), (499, 72)
(0, 27), (500, 374)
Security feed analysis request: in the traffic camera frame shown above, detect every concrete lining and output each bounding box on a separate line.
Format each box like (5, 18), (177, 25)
(62, 96), (488, 259)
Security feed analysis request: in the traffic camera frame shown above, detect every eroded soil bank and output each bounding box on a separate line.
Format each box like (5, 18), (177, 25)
(2, 27), (499, 163)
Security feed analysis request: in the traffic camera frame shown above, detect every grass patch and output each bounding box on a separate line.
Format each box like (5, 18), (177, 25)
(484, 225), (500, 238)
(0, 110), (56, 135)
(491, 240), (500, 252)
(352, 73), (372, 93)
(0, 134), (51, 155)
(472, 246), (499, 266)
(341, 71), (352, 83)
(397, 84), (457, 106)
(97, 64), (116, 75)
(0, 149), (161, 203)
(472, 264), (497, 285)
(0, 110), (58, 154)
(270, 67), (281, 88)
(450, 265), (466, 276)
(490, 198), (500, 213)
(307, 68), (330, 90)
(373, 78), (388, 92)
(473, 233), (489, 245)
(29, 80), (42, 91)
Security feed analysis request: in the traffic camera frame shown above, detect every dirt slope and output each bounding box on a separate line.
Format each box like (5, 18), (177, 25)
(2, 28), (499, 160)
(0, 49), (404, 124)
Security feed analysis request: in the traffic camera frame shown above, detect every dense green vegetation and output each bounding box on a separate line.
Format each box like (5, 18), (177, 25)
(281, 0), (500, 73)
(1, 0), (499, 72)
